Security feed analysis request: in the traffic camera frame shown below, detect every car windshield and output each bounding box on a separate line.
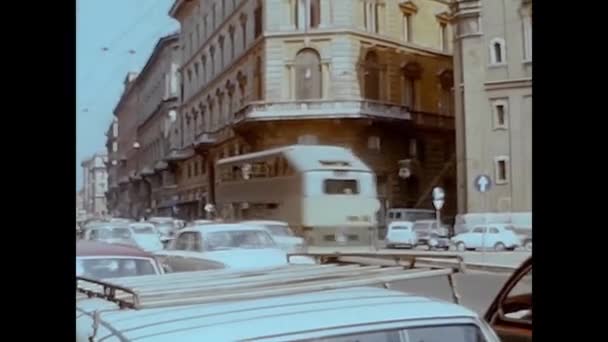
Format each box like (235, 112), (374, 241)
(76, 258), (158, 279)
(304, 324), (487, 342)
(266, 225), (294, 236)
(204, 230), (276, 251)
(111, 228), (131, 239)
(131, 226), (156, 234)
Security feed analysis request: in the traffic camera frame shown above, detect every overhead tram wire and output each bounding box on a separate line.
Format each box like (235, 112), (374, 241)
(77, 0), (167, 89)
(81, 24), (178, 114)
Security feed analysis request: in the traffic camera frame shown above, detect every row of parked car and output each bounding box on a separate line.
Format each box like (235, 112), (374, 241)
(385, 219), (532, 251)
(76, 218), (532, 342)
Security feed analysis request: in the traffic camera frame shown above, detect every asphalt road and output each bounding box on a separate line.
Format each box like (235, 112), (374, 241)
(389, 270), (526, 315)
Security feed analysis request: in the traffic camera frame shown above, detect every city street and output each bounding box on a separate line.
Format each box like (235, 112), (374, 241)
(390, 270), (518, 315)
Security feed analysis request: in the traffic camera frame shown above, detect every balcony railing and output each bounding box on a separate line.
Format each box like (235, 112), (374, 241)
(233, 99), (412, 123)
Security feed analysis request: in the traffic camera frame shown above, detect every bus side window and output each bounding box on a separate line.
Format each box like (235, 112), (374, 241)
(395, 212), (402, 219)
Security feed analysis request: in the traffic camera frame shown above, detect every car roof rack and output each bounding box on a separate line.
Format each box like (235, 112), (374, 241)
(76, 252), (464, 311)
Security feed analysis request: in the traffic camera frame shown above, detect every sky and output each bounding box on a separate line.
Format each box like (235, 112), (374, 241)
(76, 0), (179, 190)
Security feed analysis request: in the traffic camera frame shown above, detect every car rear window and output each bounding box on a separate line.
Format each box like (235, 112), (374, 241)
(301, 324), (487, 342)
(323, 179), (359, 195)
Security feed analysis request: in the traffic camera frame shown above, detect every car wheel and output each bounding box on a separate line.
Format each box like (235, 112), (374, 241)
(456, 242), (466, 252)
(494, 242), (506, 251)
(524, 240), (532, 251)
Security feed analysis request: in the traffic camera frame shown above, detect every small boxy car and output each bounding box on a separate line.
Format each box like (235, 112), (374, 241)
(242, 220), (308, 253)
(452, 224), (521, 251)
(385, 220), (417, 248)
(77, 256), (500, 342)
(485, 256), (532, 342)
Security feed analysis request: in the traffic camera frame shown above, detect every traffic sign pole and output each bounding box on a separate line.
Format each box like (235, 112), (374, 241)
(474, 174), (492, 266)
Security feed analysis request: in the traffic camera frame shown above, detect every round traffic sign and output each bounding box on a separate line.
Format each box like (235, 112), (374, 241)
(474, 174), (492, 193)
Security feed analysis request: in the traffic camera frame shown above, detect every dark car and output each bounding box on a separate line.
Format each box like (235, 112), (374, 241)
(485, 256), (532, 342)
(76, 240), (165, 279)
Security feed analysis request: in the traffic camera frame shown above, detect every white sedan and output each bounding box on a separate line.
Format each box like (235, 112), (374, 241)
(385, 221), (416, 249)
(241, 220), (307, 253)
(155, 223), (315, 272)
(451, 224), (521, 251)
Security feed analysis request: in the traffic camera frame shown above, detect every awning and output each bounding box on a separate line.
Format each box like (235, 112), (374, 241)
(164, 147), (195, 162)
(154, 160), (169, 171)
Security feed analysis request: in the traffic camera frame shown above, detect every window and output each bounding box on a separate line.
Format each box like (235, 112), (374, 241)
(323, 179), (359, 195)
(403, 77), (415, 108)
(491, 99), (508, 129)
(490, 38), (506, 65)
(363, 51), (380, 100)
(212, 4), (217, 29)
(523, 15), (532, 61)
(254, 56), (263, 100)
(489, 227), (500, 234)
(112, 141), (118, 152)
(194, 161), (199, 176)
(189, 32), (193, 57)
(203, 16), (208, 39)
(472, 227), (486, 234)
(196, 23), (200, 47)
(221, 0), (226, 18)
(297, 134), (318, 145)
(241, 15), (247, 50)
(194, 62), (199, 81)
(403, 14), (412, 42)
(218, 36), (225, 70)
(187, 69), (192, 84)
(295, 49), (322, 100)
(201, 55), (207, 85)
(363, 1), (380, 33)
(440, 23), (448, 52)
(367, 136), (381, 150)
(187, 163), (192, 178)
(495, 156), (509, 184)
(229, 25), (235, 61)
(254, 2), (262, 38)
(210, 46), (216, 76)
(310, 0), (320, 28)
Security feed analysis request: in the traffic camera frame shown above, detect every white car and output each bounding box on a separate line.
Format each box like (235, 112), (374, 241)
(155, 223), (314, 271)
(84, 223), (164, 253)
(451, 224), (521, 251)
(242, 220), (307, 253)
(385, 221), (416, 248)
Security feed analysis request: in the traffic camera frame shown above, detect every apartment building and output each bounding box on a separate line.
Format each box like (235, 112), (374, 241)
(168, 0), (457, 220)
(452, 0), (532, 213)
(81, 152), (108, 216)
(105, 118), (119, 215)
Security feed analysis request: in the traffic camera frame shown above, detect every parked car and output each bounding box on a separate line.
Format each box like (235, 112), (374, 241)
(451, 224), (521, 251)
(155, 223), (314, 272)
(84, 223), (164, 252)
(412, 220), (451, 250)
(485, 256), (532, 341)
(76, 240), (164, 279)
(127, 222), (164, 252)
(77, 259), (500, 341)
(242, 220), (307, 253)
(148, 217), (179, 245)
(385, 220), (417, 249)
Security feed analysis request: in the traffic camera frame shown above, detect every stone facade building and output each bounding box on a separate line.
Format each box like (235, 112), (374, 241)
(451, 0), (532, 213)
(168, 0), (458, 221)
(81, 152), (108, 216)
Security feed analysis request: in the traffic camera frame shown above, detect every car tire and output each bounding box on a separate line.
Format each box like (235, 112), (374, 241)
(494, 242), (506, 251)
(456, 242), (466, 252)
(524, 240), (532, 251)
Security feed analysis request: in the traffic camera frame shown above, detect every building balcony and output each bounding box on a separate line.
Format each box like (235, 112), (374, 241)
(233, 99), (412, 124)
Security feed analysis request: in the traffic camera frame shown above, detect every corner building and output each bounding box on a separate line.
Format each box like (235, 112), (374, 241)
(170, 0), (457, 221)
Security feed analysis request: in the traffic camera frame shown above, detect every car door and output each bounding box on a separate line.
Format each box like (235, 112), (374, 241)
(485, 257), (532, 342)
(469, 226), (485, 248)
(484, 226), (507, 248)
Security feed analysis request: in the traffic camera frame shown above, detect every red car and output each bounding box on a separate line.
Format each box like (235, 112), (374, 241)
(76, 240), (165, 279)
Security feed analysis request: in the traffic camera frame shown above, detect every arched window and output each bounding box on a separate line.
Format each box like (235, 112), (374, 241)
(363, 51), (380, 100)
(490, 38), (506, 65)
(295, 49), (322, 100)
(201, 54), (207, 85)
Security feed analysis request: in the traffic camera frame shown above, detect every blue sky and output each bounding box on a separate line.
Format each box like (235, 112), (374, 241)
(76, 0), (179, 190)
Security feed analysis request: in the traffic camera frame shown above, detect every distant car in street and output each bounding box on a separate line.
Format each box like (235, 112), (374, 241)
(451, 224), (521, 251)
(76, 240), (164, 279)
(148, 217), (179, 245)
(155, 223), (314, 272)
(412, 220), (451, 250)
(241, 220), (307, 253)
(385, 221), (417, 249)
(83, 223), (164, 252)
